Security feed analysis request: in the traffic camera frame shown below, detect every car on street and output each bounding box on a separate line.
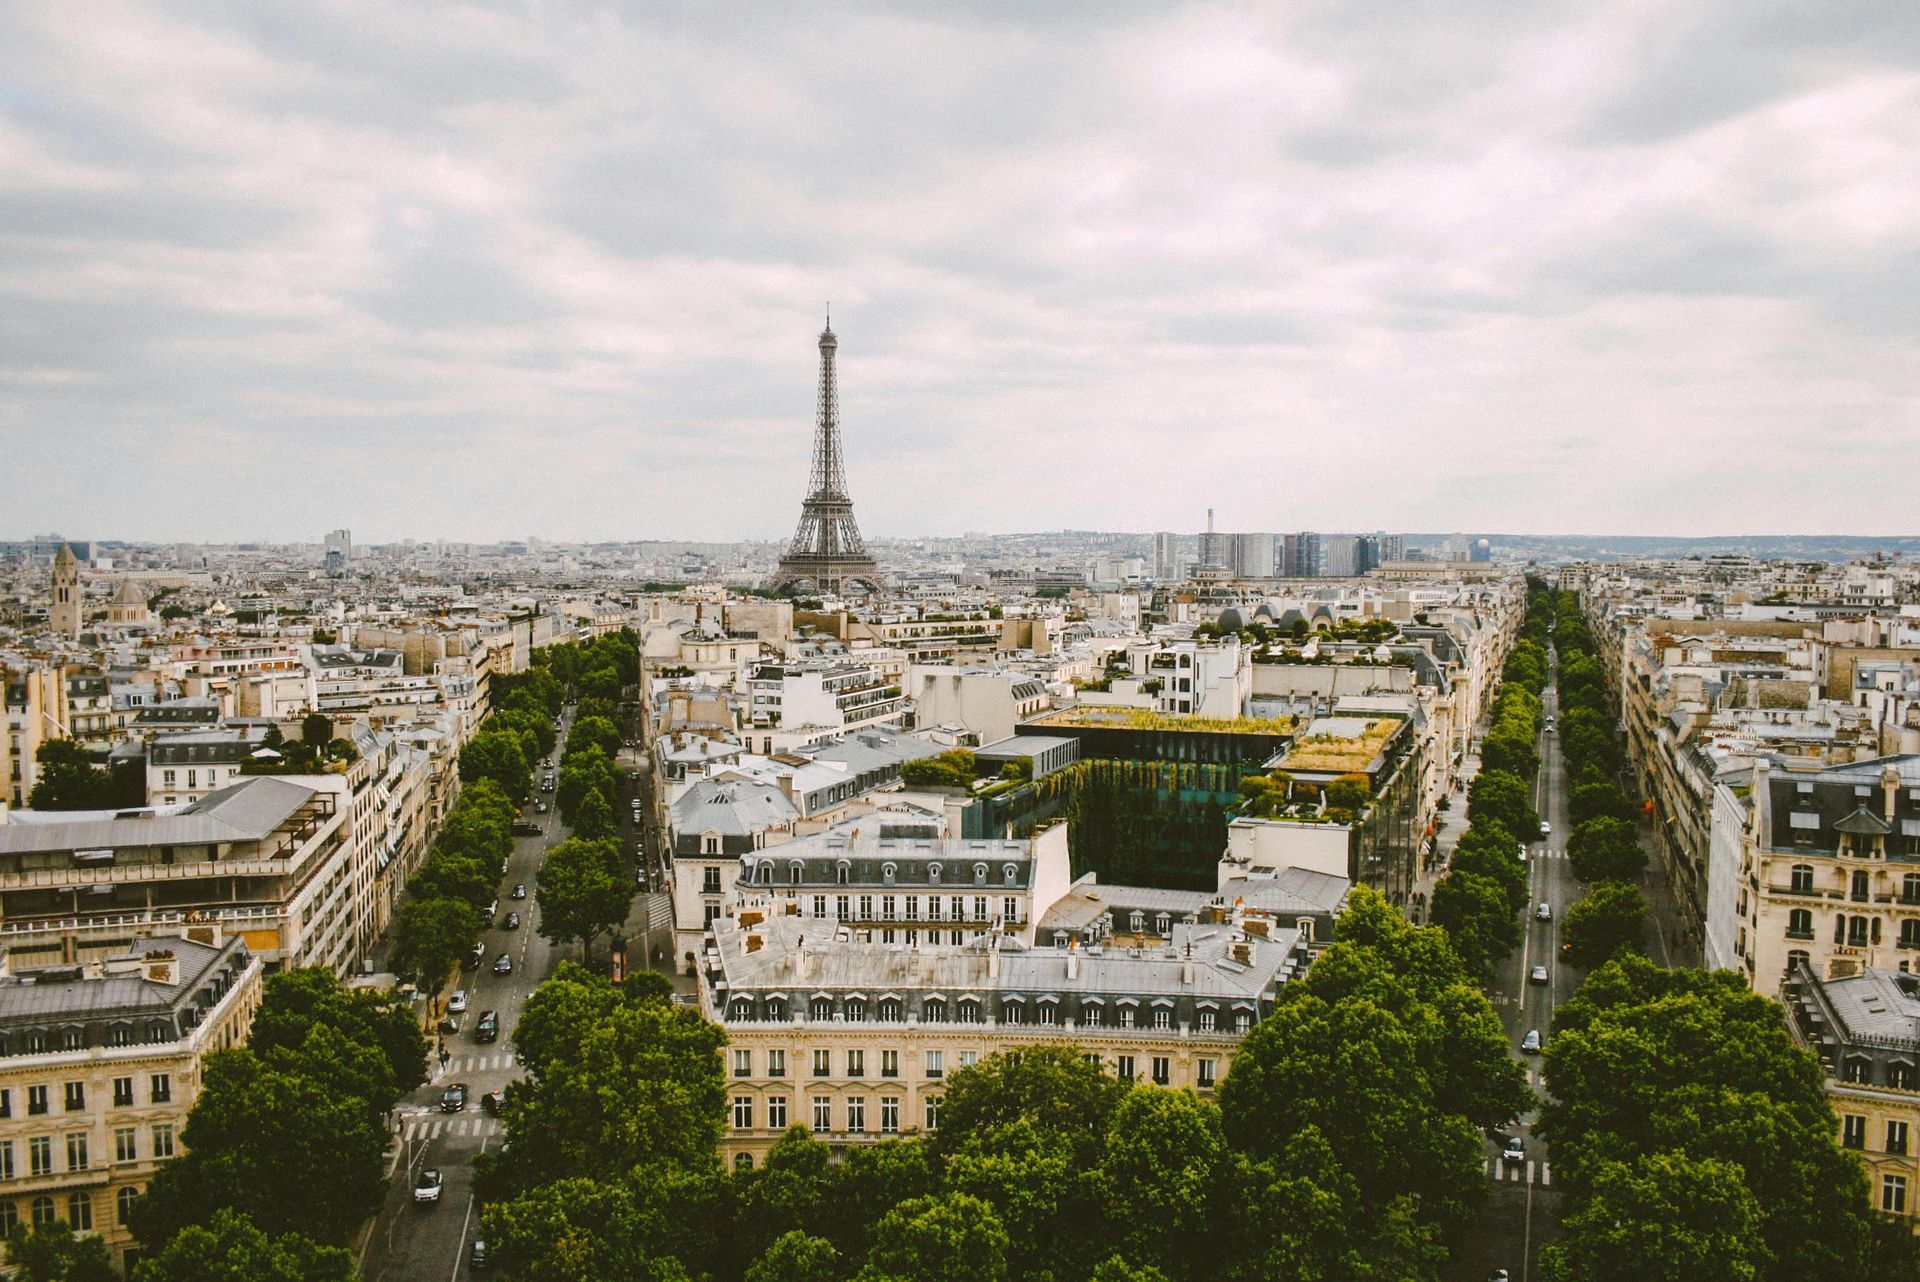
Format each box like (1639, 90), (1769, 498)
(440, 1082), (467, 1114)
(475, 1010), (499, 1043)
(1536, 901), (1552, 921)
(1539, 820), (1552, 837)
(635, 869), (648, 889)
(1490, 1271), (1511, 1282)
(1529, 964), (1550, 986)
(447, 990), (468, 1016)
(493, 953), (513, 975)
(511, 882), (527, 900)
(534, 800), (548, 813)
(470, 1240), (491, 1270)
(502, 912), (520, 931)
(511, 822), (541, 837)
(1521, 1029), (1543, 1055)
(464, 941), (485, 970)
(412, 1168), (443, 1205)
(481, 1090), (503, 1115)
(1502, 1136), (1526, 1165)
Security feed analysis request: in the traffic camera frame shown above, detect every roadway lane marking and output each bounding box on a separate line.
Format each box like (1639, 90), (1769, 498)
(452, 1138), (488, 1282)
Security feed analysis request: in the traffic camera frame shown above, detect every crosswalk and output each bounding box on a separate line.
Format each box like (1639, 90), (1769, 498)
(432, 1052), (517, 1079)
(642, 893), (673, 933)
(1485, 1158), (1551, 1186)
(402, 1115), (501, 1143)
(1527, 847), (1569, 862)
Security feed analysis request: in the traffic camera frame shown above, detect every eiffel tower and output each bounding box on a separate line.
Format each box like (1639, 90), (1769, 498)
(768, 316), (882, 594)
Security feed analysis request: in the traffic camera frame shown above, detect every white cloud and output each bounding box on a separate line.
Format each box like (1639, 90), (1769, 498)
(0, 0), (1915, 542)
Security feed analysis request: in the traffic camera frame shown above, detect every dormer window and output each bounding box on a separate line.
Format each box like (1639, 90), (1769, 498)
(789, 862), (804, 886)
(882, 863), (897, 886)
(928, 863), (941, 885)
(1003, 864), (1017, 886)
(973, 864), (987, 886)
(836, 862), (851, 886)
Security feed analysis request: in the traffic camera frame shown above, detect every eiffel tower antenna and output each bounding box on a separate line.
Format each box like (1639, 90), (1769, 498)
(768, 315), (881, 594)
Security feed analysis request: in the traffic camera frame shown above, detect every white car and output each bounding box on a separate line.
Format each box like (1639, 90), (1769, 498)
(1539, 820), (1552, 837)
(446, 990), (468, 1016)
(1536, 901), (1552, 921)
(1529, 964), (1550, 986)
(413, 1168), (443, 1205)
(1502, 1136), (1526, 1165)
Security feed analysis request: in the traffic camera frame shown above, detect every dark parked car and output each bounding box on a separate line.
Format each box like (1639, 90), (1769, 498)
(510, 882), (528, 900)
(440, 1082), (467, 1114)
(470, 1239), (490, 1270)
(493, 953), (513, 976)
(475, 1010), (499, 1044)
(501, 912), (520, 931)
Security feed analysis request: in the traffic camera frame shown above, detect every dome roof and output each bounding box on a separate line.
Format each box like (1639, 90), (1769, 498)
(111, 578), (145, 605)
(1216, 607), (1248, 632)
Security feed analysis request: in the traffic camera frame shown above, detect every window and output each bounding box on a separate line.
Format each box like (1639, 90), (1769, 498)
(67, 1192), (91, 1232)
(152, 1125), (174, 1159)
(958, 1051), (977, 1069)
(767, 998), (788, 1022)
(63, 1082), (84, 1112)
(1903, 922), (1920, 951)
(848, 1050), (865, 1078)
(811, 1097), (831, 1134)
(768, 1096), (788, 1130)
(789, 863), (803, 886)
(730, 999), (754, 1022)
(113, 1077), (134, 1108)
(30, 1195), (53, 1228)
(1890, 1121), (1910, 1156)
(925, 1051), (944, 1080)
(1854, 871), (1872, 902)
(733, 1097), (754, 1130)
(733, 1050), (752, 1078)
(879, 998), (902, 1023)
(1117, 1055), (1136, 1081)
(810, 997), (833, 1022)
(812, 895), (827, 918)
(812, 1049), (831, 1077)
(1003, 896), (1019, 924)
(905, 896), (919, 921)
(0, 1142), (11, 1180)
(735, 1152), (754, 1172)
(924, 1097), (941, 1131)
(1152, 1056), (1171, 1086)
(28, 1138), (50, 1177)
(846, 999), (867, 1023)
(1905, 873), (1920, 904)
(1120, 1006), (1136, 1029)
(1004, 864), (1017, 886)
(1887, 1175), (1910, 1215)
(881, 895), (897, 921)
(150, 1074), (171, 1104)
(847, 1097), (866, 1134)
(973, 863), (988, 886)
(1198, 1059), (1217, 1089)
(1084, 1005), (1103, 1028)
(973, 895), (988, 921)
(882, 864), (896, 885)
(27, 1086), (47, 1117)
(1235, 1010), (1252, 1033)
(768, 1049), (786, 1078)
(0, 1200), (14, 1235)
(881, 1097), (900, 1134)
(1199, 1010), (1217, 1032)
(66, 1133), (87, 1172)
(1844, 1114), (1868, 1149)
(859, 895), (873, 921)
(1153, 1007), (1172, 1030)
(1845, 1058), (1873, 1084)
(115, 1128), (136, 1164)
(116, 1187), (138, 1227)
(1788, 909), (1815, 939)
(704, 904), (721, 928)
(924, 998), (946, 1023)
(0, 1090), (10, 1119)
(1038, 1002), (1057, 1027)
(836, 864), (850, 886)
(836, 895), (850, 920)
(928, 864), (942, 885)
(60, 1029), (81, 1052)
(702, 867), (722, 895)
(1892, 1062), (1917, 1090)
(882, 1050), (899, 1078)
(1003, 1001), (1024, 1026)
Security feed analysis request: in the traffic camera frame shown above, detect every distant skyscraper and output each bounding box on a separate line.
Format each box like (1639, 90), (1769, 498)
(1152, 532), (1179, 581)
(1229, 532), (1275, 578)
(1356, 535), (1381, 575)
(1286, 532), (1322, 577)
(1322, 537), (1359, 578)
(1379, 533), (1406, 563)
(323, 528), (351, 572)
(1197, 509), (1229, 569)
(769, 318), (881, 594)
(48, 543), (81, 639)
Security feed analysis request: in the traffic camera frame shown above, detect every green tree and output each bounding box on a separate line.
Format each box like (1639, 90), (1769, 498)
(389, 895), (479, 996)
(1540, 1151), (1768, 1282)
(130, 1050), (386, 1249)
(1567, 817), (1648, 883)
(1570, 781), (1637, 827)
(558, 746), (619, 824)
(934, 1044), (1128, 1165)
(299, 713), (333, 751)
(1429, 869), (1521, 978)
(822, 1140), (938, 1262)
(944, 1119), (1088, 1280)
(535, 837), (631, 962)
(247, 966), (425, 1104)
(1563, 881), (1647, 968)
(573, 787), (620, 842)
(747, 1231), (842, 1282)
(859, 1192), (1009, 1282)
(26, 739), (112, 810)
(406, 852), (493, 911)
(569, 715), (623, 763)
(132, 1208), (354, 1282)
(487, 964), (725, 1195)
(1467, 770), (1539, 844)
(1097, 1087), (1226, 1281)
(460, 726), (532, 800)
(1, 1219), (117, 1282)
(1323, 772), (1372, 814)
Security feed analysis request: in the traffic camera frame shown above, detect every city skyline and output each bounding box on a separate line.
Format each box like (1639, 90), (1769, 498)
(2, 3), (1916, 543)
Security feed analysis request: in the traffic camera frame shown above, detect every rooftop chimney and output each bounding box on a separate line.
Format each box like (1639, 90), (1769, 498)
(142, 949), (179, 987)
(1066, 936), (1080, 981)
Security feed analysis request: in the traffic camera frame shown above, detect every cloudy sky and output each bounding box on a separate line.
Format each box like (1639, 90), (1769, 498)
(2, 2), (1916, 544)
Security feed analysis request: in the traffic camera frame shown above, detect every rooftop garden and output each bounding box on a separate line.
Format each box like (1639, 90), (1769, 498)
(1032, 707), (1297, 735)
(1280, 717), (1402, 773)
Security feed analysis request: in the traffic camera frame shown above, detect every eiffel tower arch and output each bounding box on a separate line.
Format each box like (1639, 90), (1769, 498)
(768, 318), (883, 595)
